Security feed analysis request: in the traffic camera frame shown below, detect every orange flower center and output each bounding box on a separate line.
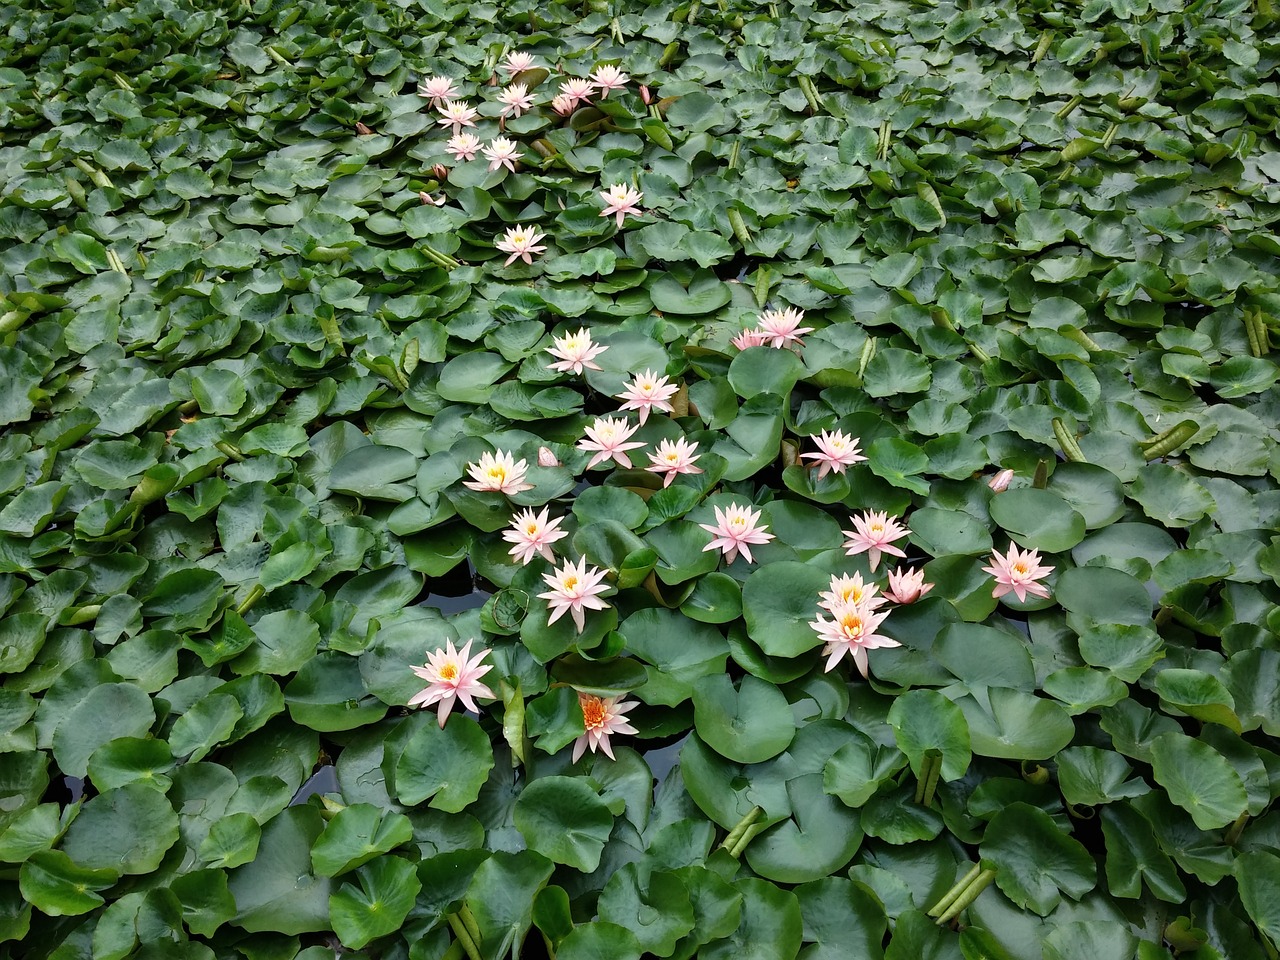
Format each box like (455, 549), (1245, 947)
(563, 575), (579, 591)
(1013, 562), (1029, 575)
(439, 663), (459, 682)
(839, 612), (865, 638)
(526, 523), (539, 534)
(581, 696), (605, 729)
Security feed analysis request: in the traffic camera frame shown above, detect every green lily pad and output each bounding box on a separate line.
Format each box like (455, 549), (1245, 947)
(514, 777), (614, 872)
(1149, 732), (1247, 830)
(693, 674), (796, 764)
(989, 488), (1087, 553)
(980, 803), (1097, 916)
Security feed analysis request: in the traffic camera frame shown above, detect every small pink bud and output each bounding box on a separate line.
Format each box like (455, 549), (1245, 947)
(640, 85), (652, 105)
(537, 446), (561, 467)
(988, 469), (1014, 493)
(432, 164), (448, 180)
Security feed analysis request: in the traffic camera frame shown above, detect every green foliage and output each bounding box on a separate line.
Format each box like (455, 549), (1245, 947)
(3, 0), (1280, 954)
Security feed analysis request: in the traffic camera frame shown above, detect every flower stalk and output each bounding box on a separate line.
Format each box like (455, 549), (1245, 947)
(1052, 418), (1086, 462)
(719, 805), (764, 858)
(914, 750), (943, 807)
(447, 912), (483, 960)
(927, 863), (997, 925)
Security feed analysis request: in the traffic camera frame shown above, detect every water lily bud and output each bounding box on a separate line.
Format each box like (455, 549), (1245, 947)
(640, 85), (652, 105)
(988, 469), (1014, 493)
(355, 121), (375, 136)
(432, 163), (448, 180)
(537, 446), (561, 467)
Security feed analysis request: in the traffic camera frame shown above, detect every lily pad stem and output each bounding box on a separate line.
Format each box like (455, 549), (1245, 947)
(1225, 811), (1249, 846)
(237, 584), (265, 616)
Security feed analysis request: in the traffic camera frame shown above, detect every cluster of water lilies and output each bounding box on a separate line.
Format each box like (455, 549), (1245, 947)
(417, 51), (644, 266)
(413, 311), (1061, 760)
(406, 637), (635, 762)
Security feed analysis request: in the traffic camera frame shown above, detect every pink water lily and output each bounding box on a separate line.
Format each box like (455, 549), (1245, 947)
(699, 502), (775, 564)
(578, 416), (645, 469)
(757, 307), (814, 349)
(537, 446), (561, 467)
(616, 369), (676, 424)
(418, 76), (460, 107)
(546, 327), (608, 374)
(503, 506), (568, 565)
(559, 78), (596, 106)
(810, 602), (900, 676)
(572, 692), (638, 761)
(463, 450), (535, 495)
(818, 572), (886, 613)
(646, 437), (703, 487)
(590, 65), (629, 97)
(446, 132), (482, 162)
(731, 328), (768, 350)
(600, 183), (643, 228)
(408, 639), (496, 727)
(436, 99), (478, 134)
(988, 469), (1015, 493)
(497, 83), (536, 119)
(495, 224), (546, 265)
(482, 136), (523, 172)
(501, 51), (538, 78)
(843, 509), (910, 571)
(550, 93), (576, 116)
(539, 557), (612, 633)
(983, 545), (1054, 603)
(800, 429), (867, 480)
(884, 567), (935, 604)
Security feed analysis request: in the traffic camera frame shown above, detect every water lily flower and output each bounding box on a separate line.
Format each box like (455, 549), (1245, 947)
(884, 567), (935, 605)
(800, 429), (867, 480)
(590, 64), (629, 97)
(501, 51), (538, 77)
(482, 136), (523, 173)
(497, 83), (536, 118)
(810, 602), (900, 676)
(495, 224), (546, 266)
(408, 639), (496, 727)
(463, 450), (535, 495)
(546, 327), (608, 374)
(818, 572), (886, 613)
(646, 437), (704, 487)
(578, 416), (645, 469)
(537, 446), (561, 467)
(616, 369), (676, 424)
(982, 544), (1054, 603)
(599, 183), (644, 228)
(503, 506), (568, 565)
(988, 469), (1015, 493)
(757, 307), (814, 349)
(572, 692), (638, 761)
(699, 502), (775, 564)
(731, 328), (768, 350)
(539, 557), (612, 633)
(551, 93), (576, 115)
(418, 76), (460, 107)
(843, 509), (910, 571)
(436, 99), (479, 134)
(445, 132), (482, 162)
(559, 78), (597, 106)
(419, 191), (447, 206)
